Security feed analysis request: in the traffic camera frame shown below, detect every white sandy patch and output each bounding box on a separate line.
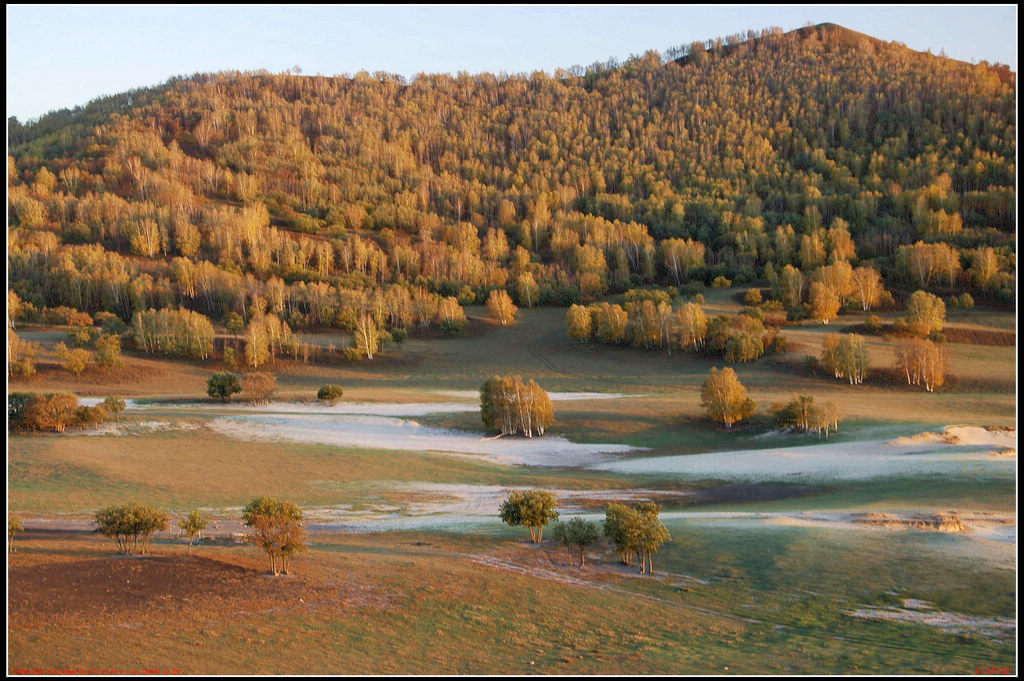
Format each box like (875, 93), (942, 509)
(300, 483), (681, 532)
(847, 605), (1015, 640)
(78, 397), (142, 410)
(75, 420), (204, 436)
(592, 433), (1016, 482)
(208, 413), (639, 467)
(433, 390), (630, 402)
(391, 482), (683, 516)
(228, 400), (478, 416)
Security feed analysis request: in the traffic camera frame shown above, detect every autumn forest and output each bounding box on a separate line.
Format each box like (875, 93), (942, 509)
(6, 22), (1016, 379)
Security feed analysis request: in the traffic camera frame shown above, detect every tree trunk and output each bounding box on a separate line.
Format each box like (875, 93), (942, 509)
(579, 546), (585, 568)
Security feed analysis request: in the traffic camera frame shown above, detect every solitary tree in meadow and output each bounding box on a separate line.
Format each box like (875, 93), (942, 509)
(244, 372), (277, 405)
(317, 384), (345, 405)
(242, 496), (307, 575)
(486, 289), (518, 325)
(207, 372), (242, 403)
(178, 510), (209, 555)
(700, 367), (756, 428)
(904, 290), (946, 337)
(9, 515), (24, 553)
(499, 490), (559, 543)
(103, 396), (127, 421)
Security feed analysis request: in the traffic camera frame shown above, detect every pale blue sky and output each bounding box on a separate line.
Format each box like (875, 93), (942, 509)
(6, 4), (1018, 122)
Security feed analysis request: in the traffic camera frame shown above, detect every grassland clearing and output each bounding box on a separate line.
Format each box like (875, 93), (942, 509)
(7, 299), (1017, 674)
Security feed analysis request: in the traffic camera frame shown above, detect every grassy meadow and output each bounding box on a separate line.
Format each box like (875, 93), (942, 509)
(7, 295), (1017, 674)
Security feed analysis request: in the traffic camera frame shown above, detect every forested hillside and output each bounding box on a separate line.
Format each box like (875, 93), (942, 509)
(7, 23), (1016, 365)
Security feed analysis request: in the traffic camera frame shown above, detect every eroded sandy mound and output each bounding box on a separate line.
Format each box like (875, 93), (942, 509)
(851, 511), (966, 533)
(889, 425), (1016, 447)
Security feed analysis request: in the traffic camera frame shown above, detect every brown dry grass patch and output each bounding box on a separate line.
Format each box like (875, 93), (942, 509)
(8, 534), (391, 631)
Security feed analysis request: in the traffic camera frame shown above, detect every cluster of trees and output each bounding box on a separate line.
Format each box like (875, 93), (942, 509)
(603, 502), (672, 574)
(821, 333), (870, 384)
(94, 502), (170, 555)
(773, 395), (842, 439)
(7, 24), (1014, 376)
(498, 490), (671, 573)
(893, 337), (947, 392)
(480, 375), (554, 437)
(8, 393), (125, 432)
(131, 307), (215, 359)
(769, 259), (894, 325)
(568, 295), (781, 364)
(89, 497), (305, 573)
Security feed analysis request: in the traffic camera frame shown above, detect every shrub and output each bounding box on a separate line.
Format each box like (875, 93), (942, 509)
(786, 304), (810, 321)
(8, 331), (40, 379)
(76, 404), (109, 427)
(12, 393), (80, 432)
(769, 333), (790, 353)
(93, 334), (123, 368)
(711, 275), (732, 289)
(317, 384), (345, 405)
(95, 311), (127, 335)
(67, 325), (99, 348)
(55, 342), (93, 376)
(207, 372), (242, 403)
(244, 372), (277, 405)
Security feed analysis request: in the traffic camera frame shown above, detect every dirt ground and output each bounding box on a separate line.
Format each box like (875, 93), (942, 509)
(7, 530), (387, 631)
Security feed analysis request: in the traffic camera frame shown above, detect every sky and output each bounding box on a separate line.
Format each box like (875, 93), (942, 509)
(6, 4), (1019, 122)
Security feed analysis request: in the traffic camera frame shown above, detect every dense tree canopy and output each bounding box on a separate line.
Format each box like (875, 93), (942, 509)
(7, 25), (1013, 344)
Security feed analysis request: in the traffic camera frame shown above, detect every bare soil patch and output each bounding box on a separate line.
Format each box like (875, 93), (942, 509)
(8, 547), (385, 630)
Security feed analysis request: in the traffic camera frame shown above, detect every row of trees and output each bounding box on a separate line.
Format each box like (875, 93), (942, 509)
(568, 297), (781, 363)
(498, 490), (671, 573)
(90, 498), (306, 575)
(772, 395), (842, 439)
